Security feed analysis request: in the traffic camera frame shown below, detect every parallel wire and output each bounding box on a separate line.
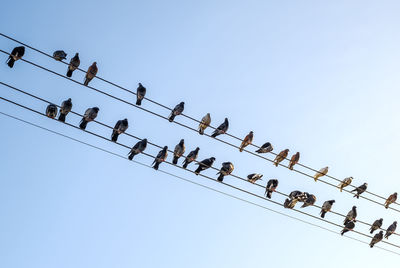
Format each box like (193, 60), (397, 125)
(1, 95), (400, 251)
(0, 109), (399, 257)
(0, 32), (392, 205)
(1, 80), (398, 236)
(0, 48), (397, 214)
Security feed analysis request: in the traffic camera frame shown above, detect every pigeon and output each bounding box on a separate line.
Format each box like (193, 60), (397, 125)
(84, 62), (98, 86)
(289, 190), (304, 201)
(239, 131), (254, 152)
(152, 146), (168, 170)
(320, 200), (335, 218)
(6, 46), (25, 68)
(314, 167), (328, 182)
(247, 173), (263, 184)
(53, 50), (67, 61)
(284, 198), (298, 209)
(370, 231), (384, 248)
(273, 149), (289, 167)
(385, 221), (397, 239)
(182, 147), (200, 168)
(301, 193), (316, 208)
(288, 152), (300, 170)
(256, 142), (273, 154)
(351, 183), (368, 199)
(66, 53), (80, 77)
(168, 102), (184, 122)
(198, 113), (211, 135)
(341, 221), (356, 236)
(265, 179), (278, 199)
(217, 162), (234, 182)
(370, 218), (383, 234)
(58, 98), (72, 122)
(136, 83), (146, 105)
(46, 104), (58, 119)
(338, 177), (353, 192)
(211, 118), (229, 138)
(194, 157), (216, 175)
(128, 139), (147, 160)
(79, 107), (99, 130)
(385, 192), (397, 209)
(111, 119), (129, 142)
(172, 139), (185, 164)
(344, 206), (357, 225)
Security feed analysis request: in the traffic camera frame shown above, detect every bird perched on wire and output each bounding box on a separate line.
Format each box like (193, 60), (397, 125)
(385, 221), (397, 239)
(172, 139), (185, 164)
(111, 119), (129, 142)
(217, 162), (234, 182)
(384, 192), (397, 209)
(370, 218), (383, 234)
(288, 152), (300, 170)
(46, 104), (58, 119)
(168, 102), (184, 122)
(84, 62), (98, 86)
(284, 190), (304, 209)
(273, 149), (289, 167)
(182, 147), (200, 169)
(247, 173), (263, 184)
(194, 157), (216, 175)
(341, 221), (355, 236)
(301, 193), (316, 208)
(136, 83), (146, 105)
(211, 118), (229, 138)
(320, 200), (335, 218)
(289, 190), (304, 201)
(58, 98), (72, 122)
(53, 50), (67, 61)
(128, 139), (147, 160)
(198, 113), (211, 135)
(66, 53), (80, 77)
(351, 183), (368, 199)
(370, 231), (384, 248)
(256, 142), (273, 154)
(79, 107), (99, 130)
(344, 206), (357, 225)
(6, 46), (25, 68)
(265, 179), (278, 199)
(239, 131), (253, 152)
(152, 146), (168, 170)
(314, 166), (328, 182)
(338, 177), (353, 192)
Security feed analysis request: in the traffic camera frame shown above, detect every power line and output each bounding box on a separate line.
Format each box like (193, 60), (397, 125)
(0, 48), (397, 213)
(0, 32), (393, 206)
(1, 80), (398, 236)
(1, 95), (400, 251)
(0, 109), (399, 257)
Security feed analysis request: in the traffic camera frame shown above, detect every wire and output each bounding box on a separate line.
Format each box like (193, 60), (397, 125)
(1, 95), (400, 252)
(0, 109), (399, 257)
(0, 47), (397, 214)
(1, 80), (398, 237)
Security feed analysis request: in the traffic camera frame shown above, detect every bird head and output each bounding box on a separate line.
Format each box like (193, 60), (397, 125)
(394, 192), (398, 197)
(139, 83), (143, 86)
(195, 147), (200, 151)
(224, 118), (228, 122)
(68, 98), (72, 101)
(364, 183), (368, 186)
(123, 118), (128, 122)
(180, 102), (185, 106)
(394, 221), (397, 225)
(179, 139), (184, 144)
(93, 107), (100, 112)
(330, 200), (336, 204)
(163, 146), (168, 150)
(249, 131), (253, 134)
(379, 218), (383, 222)
(210, 157), (216, 161)
(93, 62), (97, 65)
(285, 149), (289, 153)
(142, 138), (147, 143)
(353, 206), (357, 209)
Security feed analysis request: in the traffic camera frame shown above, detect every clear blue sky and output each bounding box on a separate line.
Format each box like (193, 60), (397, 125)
(1, 0), (400, 267)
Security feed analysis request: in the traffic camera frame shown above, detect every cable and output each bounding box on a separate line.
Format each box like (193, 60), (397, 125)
(0, 48), (397, 214)
(1, 95), (400, 252)
(0, 110), (399, 256)
(1, 80), (398, 237)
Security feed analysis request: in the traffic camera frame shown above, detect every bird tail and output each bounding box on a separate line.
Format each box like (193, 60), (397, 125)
(111, 131), (119, 142)
(79, 119), (88, 130)
(183, 160), (188, 169)
(84, 78), (90, 86)
(274, 161), (278, 167)
(370, 229), (373, 234)
(256, 149), (261, 153)
(339, 185), (343, 192)
(211, 131), (218, 138)
(314, 176), (318, 182)
(6, 57), (15, 68)
(136, 98), (142, 106)
(153, 161), (160, 170)
(266, 190), (272, 199)
(172, 156), (179, 165)
(194, 166), (201, 175)
(385, 203), (389, 209)
(66, 69), (73, 77)
(353, 194), (359, 198)
(58, 113), (66, 122)
(321, 211), (326, 218)
(168, 113), (175, 122)
(344, 219), (349, 225)
(128, 153), (136, 160)
(370, 243), (374, 248)
(217, 174), (224, 182)
(239, 147), (244, 152)
(289, 164), (294, 170)
(341, 230), (346, 236)
(199, 128), (204, 135)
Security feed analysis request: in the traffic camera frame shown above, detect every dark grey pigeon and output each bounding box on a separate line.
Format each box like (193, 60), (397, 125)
(211, 118), (229, 138)
(370, 218), (383, 234)
(341, 221), (355, 236)
(111, 119), (129, 142)
(216, 162), (234, 182)
(66, 53), (80, 77)
(53, 50), (67, 61)
(46, 104), (58, 119)
(152, 146), (168, 170)
(79, 107), (99, 130)
(344, 206), (357, 225)
(7, 46), (25, 68)
(385, 221), (397, 239)
(128, 139), (147, 160)
(194, 157), (216, 175)
(370, 231), (383, 248)
(320, 200), (335, 218)
(168, 102), (184, 122)
(136, 83), (146, 105)
(256, 142), (273, 153)
(172, 139), (185, 164)
(265, 179), (278, 199)
(182, 147), (200, 169)
(351, 183), (368, 199)
(58, 98), (72, 122)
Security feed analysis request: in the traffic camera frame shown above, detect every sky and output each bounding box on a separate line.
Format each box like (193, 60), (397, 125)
(1, 0), (400, 267)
